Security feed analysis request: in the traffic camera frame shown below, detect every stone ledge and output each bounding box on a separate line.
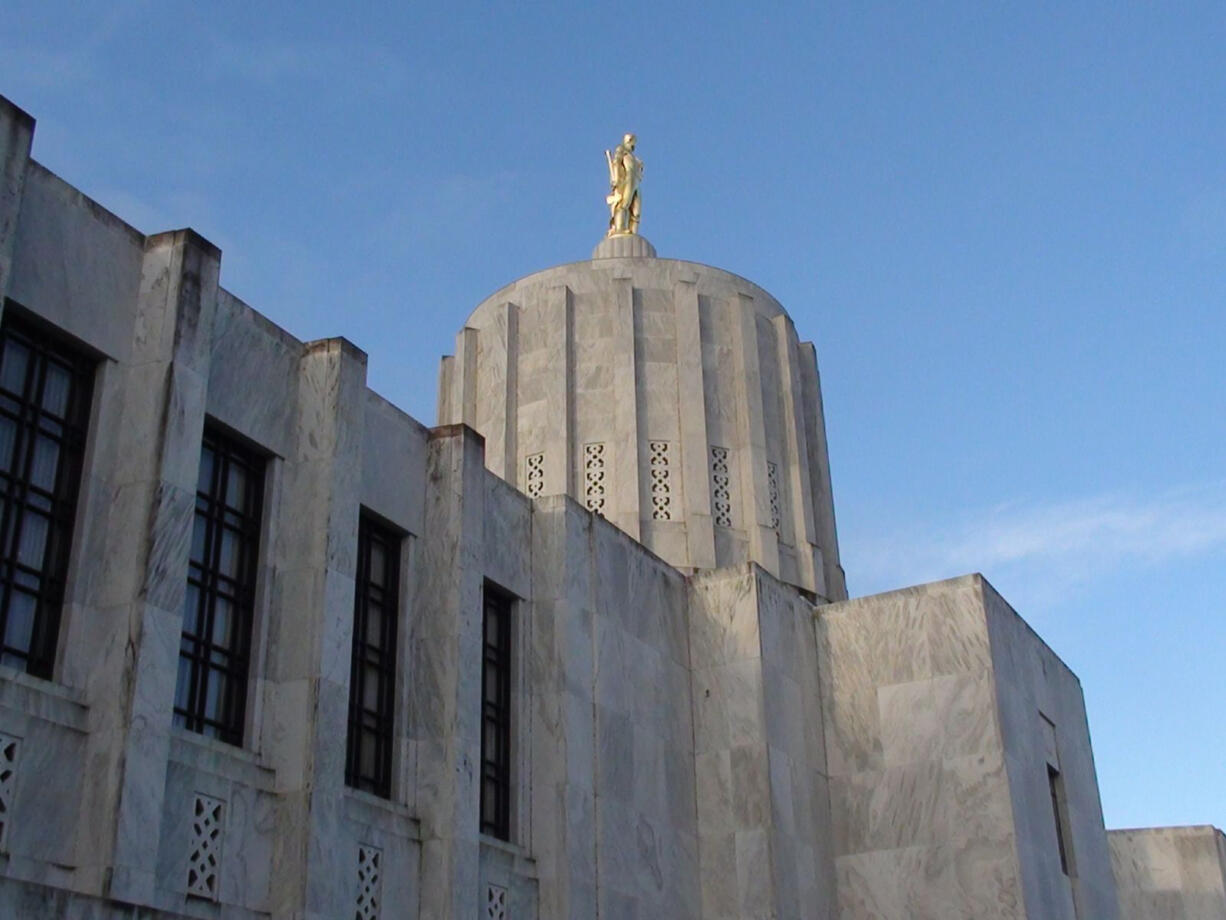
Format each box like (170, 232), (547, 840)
(591, 233), (657, 259)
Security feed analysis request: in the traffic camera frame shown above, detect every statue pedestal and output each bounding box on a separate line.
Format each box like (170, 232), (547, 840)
(592, 233), (657, 259)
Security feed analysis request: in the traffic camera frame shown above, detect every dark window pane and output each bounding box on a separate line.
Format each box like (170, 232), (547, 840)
(211, 596), (234, 648)
(369, 540), (386, 587)
(0, 340), (29, 393)
(480, 586), (513, 840)
(1048, 765), (1071, 875)
(41, 362), (71, 416)
(218, 528), (239, 578)
(16, 512), (48, 568)
(174, 426), (263, 746)
(3, 591), (36, 654)
(190, 514), (208, 564)
(29, 435), (60, 491)
(0, 310), (94, 678)
(225, 462), (246, 511)
(345, 515), (401, 798)
(174, 654), (193, 713)
(0, 417), (16, 470)
(197, 445), (214, 495)
(203, 667), (226, 722)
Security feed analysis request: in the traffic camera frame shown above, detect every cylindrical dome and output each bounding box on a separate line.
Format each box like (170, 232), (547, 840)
(438, 247), (846, 602)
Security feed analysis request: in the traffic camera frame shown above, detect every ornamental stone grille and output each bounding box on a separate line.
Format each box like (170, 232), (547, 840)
(767, 461), (781, 532)
(187, 793), (224, 900)
(356, 844), (382, 920)
(0, 733), (17, 852)
(648, 441), (672, 521)
(710, 446), (732, 527)
(485, 883), (508, 920)
(525, 452), (545, 498)
(583, 443), (607, 515)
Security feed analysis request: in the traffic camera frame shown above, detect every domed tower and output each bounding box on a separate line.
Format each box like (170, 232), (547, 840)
(437, 137), (846, 602)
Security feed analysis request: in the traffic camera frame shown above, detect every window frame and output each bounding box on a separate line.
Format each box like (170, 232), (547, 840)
(480, 582), (514, 840)
(345, 511), (402, 798)
(173, 423), (265, 746)
(0, 307), (96, 679)
(1047, 763), (1073, 877)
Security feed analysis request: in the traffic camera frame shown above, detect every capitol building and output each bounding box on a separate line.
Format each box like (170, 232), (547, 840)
(0, 93), (1221, 919)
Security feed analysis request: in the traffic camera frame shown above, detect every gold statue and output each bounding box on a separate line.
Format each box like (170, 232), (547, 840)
(605, 133), (643, 236)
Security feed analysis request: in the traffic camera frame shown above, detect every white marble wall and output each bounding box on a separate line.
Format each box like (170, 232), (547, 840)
(982, 580), (1120, 919)
(818, 575), (1120, 920)
(689, 565), (836, 920)
(1109, 826), (1226, 920)
(439, 256), (847, 602)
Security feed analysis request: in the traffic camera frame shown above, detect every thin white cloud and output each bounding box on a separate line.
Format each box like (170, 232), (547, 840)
(846, 482), (1226, 601)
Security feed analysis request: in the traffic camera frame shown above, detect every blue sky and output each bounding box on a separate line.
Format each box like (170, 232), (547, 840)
(4, 2), (1223, 830)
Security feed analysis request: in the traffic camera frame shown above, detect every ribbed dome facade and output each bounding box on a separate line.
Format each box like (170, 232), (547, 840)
(439, 251), (846, 601)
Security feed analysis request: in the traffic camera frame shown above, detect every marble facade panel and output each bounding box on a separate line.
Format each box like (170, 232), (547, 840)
(0, 715), (84, 867)
(0, 99), (33, 310)
(206, 292), (299, 457)
(483, 476), (532, 599)
(1109, 826), (1226, 920)
(877, 670), (998, 767)
(982, 579), (1120, 920)
(689, 568), (762, 666)
(8, 165), (143, 363)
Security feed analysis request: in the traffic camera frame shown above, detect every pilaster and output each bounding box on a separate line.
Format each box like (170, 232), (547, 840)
(675, 280), (715, 570)
(477, 302), (519, 483)
(542, 285), (573, 498)
(689, 568), (780, 920)
(72, 229), (220, 903)
(773, 314), (820, 595)
(447, 326), (479, 428)
(264, 337), (367, 918)
(732, 295), (779, 577)
(0, 96), (34, 315)
(797, 343), (845, 601)
(414, 424), (487, 920)
(610, 277), (640, 540)
(529, 497), (598, 919)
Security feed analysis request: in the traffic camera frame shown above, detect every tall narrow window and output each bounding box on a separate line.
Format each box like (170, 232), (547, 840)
(346, 514), (401, 797)
(0, 311), (94, 678)
(1048, 764), (1071, 875)
(174, 426), (264, 745)
(480, 585), (513, 840)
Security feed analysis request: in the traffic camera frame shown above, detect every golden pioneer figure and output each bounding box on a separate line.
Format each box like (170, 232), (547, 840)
(605, 133), (643, 236)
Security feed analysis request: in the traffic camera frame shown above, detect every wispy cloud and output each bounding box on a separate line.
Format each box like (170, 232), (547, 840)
(0, 2), (147, 90)
(846, 482), (1226, 603)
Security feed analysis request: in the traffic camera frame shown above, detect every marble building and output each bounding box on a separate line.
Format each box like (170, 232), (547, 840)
(0, 93), (1219, 920)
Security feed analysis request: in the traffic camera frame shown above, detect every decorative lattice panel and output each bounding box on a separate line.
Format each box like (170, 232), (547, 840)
(0, 733), (18, 851)
(525, 452), (545, 498)
(710, 446), (732, 527)
(356, 844), (382, 920)
(485, 883), (508, 920)
(648, 441), (671, 521)
(187, 793), (224, 900)
(767, 461), (781, 531)
(583, 443), (606, 515)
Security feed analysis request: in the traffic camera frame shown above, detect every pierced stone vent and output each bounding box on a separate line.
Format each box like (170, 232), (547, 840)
(767, 461), (781, 531)
(710, 446), (732, 527)
(525, 452), (545, 498)
(485, 883), (508, 920)
(0, 733), (18, 851)
(187, 793), (224, 900)
(648, 441), (672, 521)
(583, 443), (606, 515)
(356, 844), (382, 920)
